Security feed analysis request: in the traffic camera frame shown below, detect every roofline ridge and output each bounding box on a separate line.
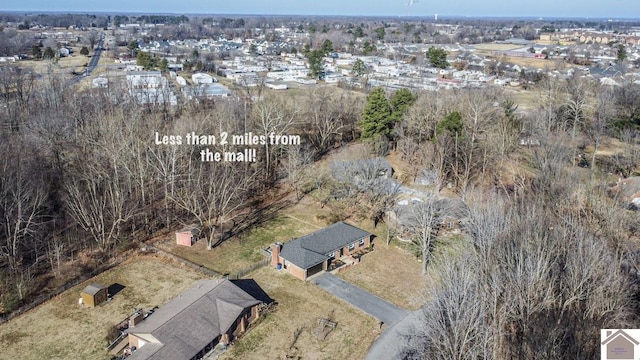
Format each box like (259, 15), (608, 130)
(142, 279), (226, 334)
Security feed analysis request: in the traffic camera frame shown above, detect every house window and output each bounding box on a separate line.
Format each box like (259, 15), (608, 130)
(359, 238), (365, 246)
(349, 243), (355, 251)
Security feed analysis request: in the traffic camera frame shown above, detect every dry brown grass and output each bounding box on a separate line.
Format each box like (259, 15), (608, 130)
(154, 196), (332, 275)
(474, 43), (521, 51)
(338, 244), (426, 310)
(220, 266), (380, 360)
(0, 256), (205, 360)
(499, 56), (553, 69)
(503, 87), (540, 111)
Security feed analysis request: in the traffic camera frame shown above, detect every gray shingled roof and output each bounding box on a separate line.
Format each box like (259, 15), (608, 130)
(279, 222), (370, 270)
(82, 283), (105, 296)
(127, 279), (261, 360)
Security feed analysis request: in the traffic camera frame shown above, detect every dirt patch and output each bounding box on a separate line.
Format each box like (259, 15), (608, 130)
(0, 256), (205, 360)
(338, 244), (426, 310)
(220, 267), (380, 360)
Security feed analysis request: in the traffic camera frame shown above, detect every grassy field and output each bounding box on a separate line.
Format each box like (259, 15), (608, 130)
(0, 256), (205, 360)
(338, 244), (426, 310)
(220, 267), (380, 360)
(155, 195), (333, 275)
(473, 43), (522, 51)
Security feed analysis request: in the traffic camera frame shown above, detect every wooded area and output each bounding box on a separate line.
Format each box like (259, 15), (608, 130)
(1, 53), (640, 358)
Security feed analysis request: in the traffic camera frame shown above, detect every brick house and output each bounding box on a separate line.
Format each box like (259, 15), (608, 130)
(125, 279), (262, 360)
(270, 222), (372, 281)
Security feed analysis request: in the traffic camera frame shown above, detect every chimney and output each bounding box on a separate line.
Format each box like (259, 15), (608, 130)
(129, 311), (145, 328)
(270, 242), (282, 268)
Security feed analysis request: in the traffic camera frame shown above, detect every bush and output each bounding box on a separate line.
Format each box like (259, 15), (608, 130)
(1, 292), (20, 313)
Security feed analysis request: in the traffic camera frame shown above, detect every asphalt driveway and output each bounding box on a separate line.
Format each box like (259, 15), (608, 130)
(312, 273), (409, 326)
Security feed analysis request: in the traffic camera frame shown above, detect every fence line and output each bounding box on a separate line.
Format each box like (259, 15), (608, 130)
(227, 258), (269, 280)
(0, 259), (122, 325)
(145, 244), (222, 278)
(0, 243), (266, 325)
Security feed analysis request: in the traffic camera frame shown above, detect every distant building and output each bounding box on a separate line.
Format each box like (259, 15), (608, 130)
(191, 72), (215, 84)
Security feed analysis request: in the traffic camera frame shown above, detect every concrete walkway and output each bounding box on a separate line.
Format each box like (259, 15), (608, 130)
(312, 273), (409, 327)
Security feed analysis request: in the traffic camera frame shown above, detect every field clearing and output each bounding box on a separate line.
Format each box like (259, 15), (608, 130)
(0, 256), (205, 360)
(20, 51), (90, 75)
(220, 267), (380, 360)
(504, 87), (541, 111)
(338, 244), (426, 310)
(474, 43), (522, 51)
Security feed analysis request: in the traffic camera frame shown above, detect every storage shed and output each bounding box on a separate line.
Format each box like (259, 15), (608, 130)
(81, 283), (108, 307)
(176, 230), (195, 246)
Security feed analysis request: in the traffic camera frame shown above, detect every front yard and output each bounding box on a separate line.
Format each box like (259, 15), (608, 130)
(220, 266), (380, 360)
(337, 243), (427, 310)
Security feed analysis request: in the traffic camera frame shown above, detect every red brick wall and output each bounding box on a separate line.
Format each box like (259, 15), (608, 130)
(286, 262), (307, 280)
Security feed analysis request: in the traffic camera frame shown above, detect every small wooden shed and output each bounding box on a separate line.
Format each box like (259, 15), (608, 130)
(176, 229), (195, 247)
(81, 283), (108, 307)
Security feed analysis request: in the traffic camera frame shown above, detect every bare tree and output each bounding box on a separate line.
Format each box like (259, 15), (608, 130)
(0, 155), (46, 273)
(589, 87), (616, 170)
(172, 161), (252, 250)
(252, 95), (299, 178)
(404, 196), (445, 274)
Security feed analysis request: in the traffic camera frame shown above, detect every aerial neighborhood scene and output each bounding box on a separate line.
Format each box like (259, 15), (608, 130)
(1, 0), (640, 359)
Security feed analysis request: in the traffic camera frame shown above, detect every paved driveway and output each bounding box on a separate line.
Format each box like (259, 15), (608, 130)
(365, 309), (424, 360)
(312, 273), (409, 326)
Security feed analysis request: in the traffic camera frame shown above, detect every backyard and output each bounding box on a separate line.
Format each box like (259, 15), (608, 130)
(154, 194), (333, 275)
(0, 256), (205, 360)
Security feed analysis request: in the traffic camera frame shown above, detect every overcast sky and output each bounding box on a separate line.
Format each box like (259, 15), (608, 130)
(3, 0), (638, 19)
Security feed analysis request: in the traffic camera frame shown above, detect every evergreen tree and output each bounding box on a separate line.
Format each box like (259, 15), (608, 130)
(159, 58), (169, 71)
(137, 51), (153, 69)
(43, 46), (55, 59)
(427, 46), (449, 69)
(390, 88), (417, 122)
(360, 87), (393, 139)
(80, 46), (89, 56)
(352, 59), (367, 77)
(307, 49), (324, 79)
(321, 39), (333, 56)
(616, 44), (628, 63)
(32, 45), (42, 59)
(436, 111), (464, 137)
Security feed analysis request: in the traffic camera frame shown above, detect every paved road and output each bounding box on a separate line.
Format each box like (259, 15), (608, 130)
(366, 309), (424, 360)
(312, 273), (409, 326)
(67, 32), (105, 86)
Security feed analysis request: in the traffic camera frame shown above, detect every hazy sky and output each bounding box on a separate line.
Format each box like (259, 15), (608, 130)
(3, 0), (638, 19)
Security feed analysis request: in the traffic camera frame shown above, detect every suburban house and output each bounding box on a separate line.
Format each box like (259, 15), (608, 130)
(270, 222), (373, 281)
(125, 279), (263, 360)
(601, 329), (639, 359)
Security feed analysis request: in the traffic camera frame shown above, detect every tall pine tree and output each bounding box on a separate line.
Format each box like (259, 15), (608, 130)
(360, 87), (392, 139)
